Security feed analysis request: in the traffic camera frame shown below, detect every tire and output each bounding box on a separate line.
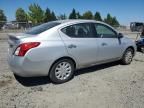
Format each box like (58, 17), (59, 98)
(49, 59), (75, 84)
(121, 48), (134, 65)
(141, 46), (144, 53)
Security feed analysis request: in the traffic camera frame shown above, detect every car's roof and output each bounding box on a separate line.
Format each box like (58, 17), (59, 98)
(53, 19), (102, 24)
(52, 19), (111, 28)
(52, 19), (117, 31)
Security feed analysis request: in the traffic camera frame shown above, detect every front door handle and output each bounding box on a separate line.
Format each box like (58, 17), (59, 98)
(102, 43), (107, 46)
(68, 44), (77, 49)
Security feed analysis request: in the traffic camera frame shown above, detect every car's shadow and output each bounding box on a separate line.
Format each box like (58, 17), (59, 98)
(14, 61), (120, 87)
(14, 75), (51, 87)
(75, 61), (120, 76)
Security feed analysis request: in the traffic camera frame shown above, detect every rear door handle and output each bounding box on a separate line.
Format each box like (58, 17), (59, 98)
(102, 43), (107, 46)
(68, 44), (77, 49)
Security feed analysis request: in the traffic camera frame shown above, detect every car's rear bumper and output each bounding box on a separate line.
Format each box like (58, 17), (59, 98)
(8, 55), (52, 77)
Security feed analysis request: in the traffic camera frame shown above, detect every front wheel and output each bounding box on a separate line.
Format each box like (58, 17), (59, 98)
(49, 59), (75, 84)
(121, 48), (134, 65)
(141, 46), (144, 53)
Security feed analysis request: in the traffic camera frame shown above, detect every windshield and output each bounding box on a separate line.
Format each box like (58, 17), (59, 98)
(25, 22), (60, 35)
(136, 23), (143, 26)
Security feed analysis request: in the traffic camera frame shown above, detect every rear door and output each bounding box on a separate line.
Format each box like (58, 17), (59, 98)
(93, 23), (123, 61)
(59, 23), (99, 67)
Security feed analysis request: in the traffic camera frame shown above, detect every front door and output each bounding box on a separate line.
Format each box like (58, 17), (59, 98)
(93, 23), (122, 61)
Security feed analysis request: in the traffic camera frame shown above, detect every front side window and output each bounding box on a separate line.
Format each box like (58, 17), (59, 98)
(25, 22), (60, 35)
(94, 23), (117, 38)
(61, 23), (94, 38)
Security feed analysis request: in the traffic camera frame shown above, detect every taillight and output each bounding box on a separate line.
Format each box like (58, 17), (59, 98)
(14, 42), (40, 56)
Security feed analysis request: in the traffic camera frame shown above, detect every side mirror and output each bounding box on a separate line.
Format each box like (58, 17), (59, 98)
(118, 33), (123, 38)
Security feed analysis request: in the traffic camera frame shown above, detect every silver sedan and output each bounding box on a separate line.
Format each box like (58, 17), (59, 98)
(8, 20), (136, 83)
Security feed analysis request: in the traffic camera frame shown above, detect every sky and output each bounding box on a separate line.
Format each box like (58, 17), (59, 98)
(0, 0), (144, 25)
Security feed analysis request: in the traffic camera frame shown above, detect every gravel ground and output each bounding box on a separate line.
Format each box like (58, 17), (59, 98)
(0, 32), (144, 108)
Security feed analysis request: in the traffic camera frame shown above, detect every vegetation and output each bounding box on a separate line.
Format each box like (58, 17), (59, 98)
(82, 11), (93, 19)
(16, 8), (27, 22)
(43, 8), (57, 22)
(69, 8), (77, 19)
(69, 9), (82, 19)
(28, 3), (44, 24)
(51, 11), (57, 21)
(76, 12), (82, 19)
(1, 4), (120, 27)
(111, 16), (120, 26)
(57, 14), (67, 20)
(0, 9), (7, 29)
(94, 12), (102, 21)
(104, 13), (120, 26)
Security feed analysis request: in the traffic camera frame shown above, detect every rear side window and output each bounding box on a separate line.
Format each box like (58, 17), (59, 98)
(61, 23), (94, 38)
(25, 22), (60, 35)
(94, 23), (117, 38)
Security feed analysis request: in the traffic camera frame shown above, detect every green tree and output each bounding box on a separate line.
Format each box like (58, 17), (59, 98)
(104, 14), (120, 26)
(43, 8), (52, 22)
(69, 8), (77, 19)
(94, 12), (102, 21)
(16, 8), (27, 22)
(76, 12), (82, 19)
(51, 11), (57, 21)
(104, 13), (113, 25)
(0, 9), (7, 29)
(28, 3), (44, 24)
(82, 11), (93, 19)
(112, 17), (120, 26)
(43, 8), (57, 22)
(57, 14), (67, 20)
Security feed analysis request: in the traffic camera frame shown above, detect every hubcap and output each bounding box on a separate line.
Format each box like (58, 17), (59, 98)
(55, 62), (72, 80)
(125, 51), (133, 63)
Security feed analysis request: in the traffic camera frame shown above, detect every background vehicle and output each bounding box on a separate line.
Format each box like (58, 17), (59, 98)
(130, 22), (144, 32)
(136, 36), (144, 53)
(8, 20), (136, 83)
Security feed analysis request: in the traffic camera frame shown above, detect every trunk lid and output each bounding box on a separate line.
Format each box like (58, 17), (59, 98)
(7, 33), (35, 56)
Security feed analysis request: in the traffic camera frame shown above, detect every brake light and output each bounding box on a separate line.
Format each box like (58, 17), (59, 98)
(14, 42), (40, 56)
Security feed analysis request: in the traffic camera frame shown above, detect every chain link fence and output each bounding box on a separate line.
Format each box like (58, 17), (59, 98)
(0, 21), (32, 33)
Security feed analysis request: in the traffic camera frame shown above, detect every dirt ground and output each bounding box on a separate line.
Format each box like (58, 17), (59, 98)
(0, 31), (144, 108)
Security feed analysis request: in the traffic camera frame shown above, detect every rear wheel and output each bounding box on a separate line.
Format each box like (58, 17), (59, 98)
(49, 59), (75, 84)
(121, 48), (134, 65)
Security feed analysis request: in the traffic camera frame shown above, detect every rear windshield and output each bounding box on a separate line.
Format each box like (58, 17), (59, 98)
(25, 22), (60, 35)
